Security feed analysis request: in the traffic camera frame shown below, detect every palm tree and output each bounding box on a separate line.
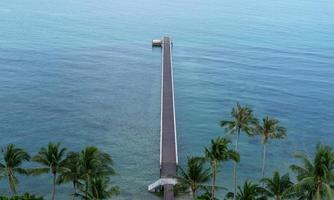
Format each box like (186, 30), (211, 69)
(261, 171), (294, 200)
(31, 142), (67, 200)
(177, 156), (211, 199)
(78, 146), (116, 198)
(290, 143), (334, 200)
(255, 117), (286, 179)
(220, 103), (256, 199)
(77, 177), (119, 200)
(205, 137), (240, 200)
(226, 181), (265, 200)
(57, 152), (82, 200)
(0, 144), (30, 194)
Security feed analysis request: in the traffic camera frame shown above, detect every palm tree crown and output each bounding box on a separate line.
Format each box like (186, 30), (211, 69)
(32, 142), (67, 200)
(205, 137), (240, 164)
(32, 142), (67, 173)
(220, 104), (256, 138)
(0, 144), (30, 194)
(78, 146), (115, 198)
(226, 181), (264, 200)
(79, 146), (115, 179)
(256, 117), (286, 144)
(177, 156), (210, 199)
(57, 152), (82, 199)
(78, 177), (119, 200)
(261, 171), (293, 200)
(290, 143), (334, 200)
(205, 137), (240, 200)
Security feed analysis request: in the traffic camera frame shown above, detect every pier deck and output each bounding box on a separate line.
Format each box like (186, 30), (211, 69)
(161, 37), (177, 178)
(149, 36), (178, 200)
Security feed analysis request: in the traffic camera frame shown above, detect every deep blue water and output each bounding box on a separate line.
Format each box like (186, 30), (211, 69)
(1, 0), (334, 199)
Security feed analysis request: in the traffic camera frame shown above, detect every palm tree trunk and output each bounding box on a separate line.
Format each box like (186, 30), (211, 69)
(73, 182), (77, 200)
(316, 187), (321, 200)
(192, 188), (196, 200)
(52, 172), (56, 200)
(233, 128), (240, 200)
(262, 143), (267, 180)
(85, 176), (89, 199)
(93, 185), (99, 200)
(8, 174), (16, 195)
(211, 161), (216, 200)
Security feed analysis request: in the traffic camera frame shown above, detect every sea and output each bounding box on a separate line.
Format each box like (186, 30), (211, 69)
(0, 0), (334, 199)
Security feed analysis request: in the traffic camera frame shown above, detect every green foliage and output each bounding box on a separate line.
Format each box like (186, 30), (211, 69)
(290, 143), (334, 200)
(177, 156), (211, 199)
(220, 103), (257, 199)
(0, 144), (30, 194)
(254, 117), (286, 143)
(31, 142), (67, 175)
(261, 171), (294, 199)
(205, 137), (240, 165)
(205, 137), (239, 200)
(0, 193), (43, 200)
(220, 103), (257, 136)
(56, 151), (82, 197)
(78, 146), (115, 179)
(76, 177), (119, 200)
(226, 181), (265, 200)
(196, 191), (220, 200)
(31, 142), (67, 200)
(0, 143), (118, 200)
(53, 146), (118, 199)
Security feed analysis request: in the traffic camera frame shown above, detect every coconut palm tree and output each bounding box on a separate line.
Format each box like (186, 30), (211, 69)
(290, 143), (334, 200)
(77, 177), (119, 200)
(226, 181), (265, 200)
(261, 171), (294, 200)
(205, 137), (240, 200)
(0, 144), (30, 194)
(78, 146), (116, 198)
(31, 142), (67, 200)
(57, 152), (82, 200)
(220, 103), (256, 199)
(177, 156), (211, 199)
(255, 117), (286, 179)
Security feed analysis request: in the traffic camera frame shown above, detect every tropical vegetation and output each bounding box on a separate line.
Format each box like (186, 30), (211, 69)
(0, 193), (43, 200)
(31, 143), (67, 200)
(204, 137), (240, 200)
(226, 181), (265, 200)
(0, 143), (118, 200)
(175, 103), (334, 200)
(260, 171), (293, 200)
(0, 144), (30, 194)
(177, 156), (211, 199)
(290, 143), (334, 200)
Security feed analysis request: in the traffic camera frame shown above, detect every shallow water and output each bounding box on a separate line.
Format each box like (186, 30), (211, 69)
(0, 0), (334, 199)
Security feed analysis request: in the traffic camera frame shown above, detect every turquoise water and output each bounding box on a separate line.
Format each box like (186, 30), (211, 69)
(1, 0), (334, 199)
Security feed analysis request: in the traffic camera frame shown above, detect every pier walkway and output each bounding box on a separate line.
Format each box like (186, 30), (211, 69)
(148, 37), (178, 200)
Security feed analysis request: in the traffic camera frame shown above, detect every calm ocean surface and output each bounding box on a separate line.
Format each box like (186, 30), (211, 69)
(1, 0), (334, 199)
